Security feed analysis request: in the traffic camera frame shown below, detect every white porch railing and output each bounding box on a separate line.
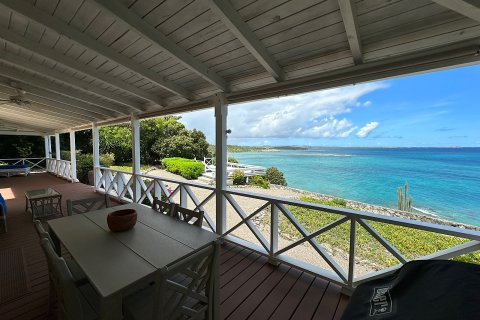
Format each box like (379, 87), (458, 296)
(95, 166), (480, 291)
(46, 158), (74, 181)
(0, 157), (47, 170)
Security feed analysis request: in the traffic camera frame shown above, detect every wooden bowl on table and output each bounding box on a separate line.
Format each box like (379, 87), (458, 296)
(107, 209), (137, 232)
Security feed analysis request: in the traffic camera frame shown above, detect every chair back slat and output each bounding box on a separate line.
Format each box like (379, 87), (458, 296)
(153, 241), (219, 320)
(34, 219), (58, 252)
(173, 205), (204, 227)
(151, 197), (175, 216)
(67, 195), (111, 216)
(40, 239), (85, 320)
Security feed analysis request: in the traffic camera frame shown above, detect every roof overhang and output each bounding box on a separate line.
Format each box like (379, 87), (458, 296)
(0, 0), (478, 134)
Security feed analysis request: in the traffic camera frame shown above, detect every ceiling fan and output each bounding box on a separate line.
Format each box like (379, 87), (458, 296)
(0, 87), (31, 106)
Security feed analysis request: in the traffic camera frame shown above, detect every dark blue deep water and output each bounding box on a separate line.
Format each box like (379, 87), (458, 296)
(232, 148), (480, 226)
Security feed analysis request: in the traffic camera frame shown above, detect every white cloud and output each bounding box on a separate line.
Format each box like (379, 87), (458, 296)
(178, 82), (388, 142)
(356, 122), (380, 138)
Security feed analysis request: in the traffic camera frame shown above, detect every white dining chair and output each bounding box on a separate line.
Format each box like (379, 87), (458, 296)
(40, 238), (100, 320)
(151, 197), (175, 216)
(34, 220), (87, 285)
(123, 241), (220, 320)
(173, 205), (205, 227)
(66, 195), (111, 216)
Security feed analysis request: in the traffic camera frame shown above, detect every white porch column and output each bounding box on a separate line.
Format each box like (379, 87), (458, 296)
(131, 115), (141, 202)
(54, 133), (61, 160)
(92, 123), (100, 188)
(214, 93), (228, 234)
(44, 135), (51, 158)
(69, 131), (77, 181)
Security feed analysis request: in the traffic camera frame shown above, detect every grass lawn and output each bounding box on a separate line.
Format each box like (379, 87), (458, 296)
(110, 163), (153, 172)
(274, 196), (480, 267)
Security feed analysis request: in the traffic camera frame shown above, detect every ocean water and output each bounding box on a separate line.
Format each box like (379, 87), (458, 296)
(232, 148), (480, 226)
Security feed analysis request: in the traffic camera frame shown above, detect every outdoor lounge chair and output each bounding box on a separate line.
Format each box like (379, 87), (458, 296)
(123, 241), (219, 320)
(0, 193), (6, 233)
(0, 164), (31, 177)
(40, 238), (99, 320)
(341, 260), (480, 319)
(66, 195), (111, 216)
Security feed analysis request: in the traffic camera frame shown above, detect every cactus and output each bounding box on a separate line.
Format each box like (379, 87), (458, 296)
(397, 182), (413, 212)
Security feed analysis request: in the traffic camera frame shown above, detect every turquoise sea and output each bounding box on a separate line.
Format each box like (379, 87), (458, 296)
(232, 148), (480, 226)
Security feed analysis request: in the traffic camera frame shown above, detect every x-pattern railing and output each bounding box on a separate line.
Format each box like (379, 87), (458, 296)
(0, 157), (46, 170)
(46, 158), (74, 181)
(95, 167), (480, 290)
(222, 188), (480, 289)
(96, 167), (217, 232)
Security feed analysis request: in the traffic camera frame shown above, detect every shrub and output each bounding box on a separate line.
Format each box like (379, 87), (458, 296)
(332, 197), (347, 207)
(76, 153), (115, 184)
(249, 176), (269, 189)
(232, 169), (246, 185)
(228, 156), (238, 163)
(161, 157), (204, 180)
(265, 166), (287, 186)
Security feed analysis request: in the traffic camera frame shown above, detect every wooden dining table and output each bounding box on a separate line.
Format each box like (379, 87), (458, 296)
(47, 203), (220, 320)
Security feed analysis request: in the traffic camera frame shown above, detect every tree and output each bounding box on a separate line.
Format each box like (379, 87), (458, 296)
(99, 124), (132, 163)
(265, 167), (287, 186)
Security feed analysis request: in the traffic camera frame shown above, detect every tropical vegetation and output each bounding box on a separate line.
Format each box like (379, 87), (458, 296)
(161, 157), (204, 180)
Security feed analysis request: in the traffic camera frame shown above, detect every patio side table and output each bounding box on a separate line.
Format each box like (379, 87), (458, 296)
(25, 188), (63, 221)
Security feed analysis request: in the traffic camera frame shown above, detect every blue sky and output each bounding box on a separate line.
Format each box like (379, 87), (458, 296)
(179, 64), (480, 147)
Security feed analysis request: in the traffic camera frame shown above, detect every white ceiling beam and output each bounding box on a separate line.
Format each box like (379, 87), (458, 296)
(338, 0), (363, 64)
(0, 0), (193, 100)
(0, 85), (101, 122)
(0, 50), (144, 112)
(432, 0), (480, 23)
(0, 64), (126, 117)
(92, 0), (227, 91)
(0, 118), (56, 133)
(0, 130), (46, 136)
(0, 77), (112, 119)
(0, 103), (83, 127)
(0, 25), (163, 106)
(208, 0), (285, 82)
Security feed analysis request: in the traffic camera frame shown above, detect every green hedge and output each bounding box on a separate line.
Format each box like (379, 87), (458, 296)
(249, 176), (269, 189)
(76, 153), (115, 184)
(161, 157), (204, 180)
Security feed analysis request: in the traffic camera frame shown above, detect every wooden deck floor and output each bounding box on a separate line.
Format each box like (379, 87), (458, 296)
(0, 172), (348, 320)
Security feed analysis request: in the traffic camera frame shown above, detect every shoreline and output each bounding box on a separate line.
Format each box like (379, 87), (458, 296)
(265, 184), (480, 231)
(145, 166), (479, 231)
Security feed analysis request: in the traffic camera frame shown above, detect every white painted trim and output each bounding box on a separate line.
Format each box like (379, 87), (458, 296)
(0, 65), (125, 117)
(92, 0), (226, 92)
(55, 133), (61, 161)
(214, 93), (227, 234)
(0, 25), (163, 106)
(0, 51), (144, 112)
(0, 0), (192, 100)
(208, 0), (285, 81)
(432, 0), (480, 23)
(131, 115), (141, 202)
(338, 0), (363, 64)
(92, 123), (100, 188)
(69, 131), (77, 181)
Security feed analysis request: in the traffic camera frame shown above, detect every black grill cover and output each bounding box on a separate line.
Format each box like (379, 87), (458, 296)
(341, 260), (480, 320)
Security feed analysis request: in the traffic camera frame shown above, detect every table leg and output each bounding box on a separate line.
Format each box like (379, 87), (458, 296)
(99, 293), (123, 320)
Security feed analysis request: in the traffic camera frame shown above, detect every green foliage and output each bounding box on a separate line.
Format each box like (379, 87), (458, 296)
(249, 176), (269, 189)
(110, 163), (151, 172)
(228, 156), (238, 163)
(232, 169), (246, 185)
(275, 196), (479, 267)
(0, 135), (44, 158)
(332, 198), (347, 206)
(161, 157), (204, 180)
(98, 117), (210, 164)
(76, 153), (115, 184)
(99, 124), (132, 164)
(265, 166), (287, 186)
(397, 182), (413, 212)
